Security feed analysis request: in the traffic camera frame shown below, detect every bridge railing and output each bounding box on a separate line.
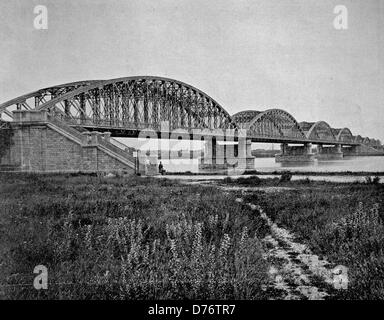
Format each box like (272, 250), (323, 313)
(96, 136), (135, 165)
(64, 117), (161, 131)
(109, 138), (137, 156)
(47, 114), (85, 142)
(109, 137), (130, 150)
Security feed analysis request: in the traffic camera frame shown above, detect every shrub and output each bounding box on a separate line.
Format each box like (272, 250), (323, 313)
(236, 176), (262, 186)
(364, 176), (381, 185)
(222, 177), (233, 184)
(364, 176), (372, 184)
(279, 171), (292, 183)
(372, 176), (381, 184)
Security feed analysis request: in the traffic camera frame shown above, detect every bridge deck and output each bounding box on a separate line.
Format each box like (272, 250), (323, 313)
(78, 125), (360, 146)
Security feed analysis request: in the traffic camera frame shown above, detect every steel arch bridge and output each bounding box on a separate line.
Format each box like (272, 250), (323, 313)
(0, 80), (101, 120)
(0, 76), (382, 148)
(1, 76), (237, 135)
(232, 109), (307, 143)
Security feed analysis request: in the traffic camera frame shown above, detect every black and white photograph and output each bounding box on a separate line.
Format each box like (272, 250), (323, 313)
(0, 0), (383, 311)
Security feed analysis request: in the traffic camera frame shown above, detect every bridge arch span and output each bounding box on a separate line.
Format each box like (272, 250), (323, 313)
(354, 135), (363, 143)
(232, 110), (263, 128)
(0, 80), (101, 120)
(244, 108), (306, 140)
(37, 76), (237, 132)
(362, 137), (371, 145)
(369, 139), (377, 147)
(301, 121), (336, 142)
(333, 128), (354, 143)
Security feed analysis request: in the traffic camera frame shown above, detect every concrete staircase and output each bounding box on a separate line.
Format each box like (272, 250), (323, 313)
(0, 110), (138, 173)
(47, 115), (136, 170)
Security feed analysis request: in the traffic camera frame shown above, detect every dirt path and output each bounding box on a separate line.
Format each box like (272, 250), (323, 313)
(181, 180), (296, 193)
(236, 198), (340, 300)
(186, 180), (344, 300)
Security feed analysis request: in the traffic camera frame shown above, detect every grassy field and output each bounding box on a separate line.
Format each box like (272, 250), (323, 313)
(0, 173), (383, 299)
(237, 177), (384, 299)
(0, 173), (269, 299)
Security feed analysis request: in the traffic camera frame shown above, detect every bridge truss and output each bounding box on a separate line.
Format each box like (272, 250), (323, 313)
(0, 76), (381, 148)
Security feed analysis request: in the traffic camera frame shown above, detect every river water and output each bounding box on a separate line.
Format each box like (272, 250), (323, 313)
(251, 156), (384, 173)
(158, 156), (384, 183)
(161, 156), (384, 173)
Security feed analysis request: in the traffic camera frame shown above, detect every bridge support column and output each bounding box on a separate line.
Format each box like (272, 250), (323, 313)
(316, 144), (343, 160)
(342, 145), (362, 156)
(216, 138), (225, 166)
(275, 143), (315, 163)
(204, 138), (216, 165)
(199, 137), (225, 170)
(237, 139), (255, 170)
(198, 137), (255, 172)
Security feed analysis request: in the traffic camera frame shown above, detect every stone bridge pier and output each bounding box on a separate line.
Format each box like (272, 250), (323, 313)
(316, 144), (343, 160)
(198, 137), (255, 171)
(275, 143), (315, 163)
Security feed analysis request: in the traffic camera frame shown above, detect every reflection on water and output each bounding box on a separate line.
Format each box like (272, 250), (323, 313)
(161, 156), (384, 173)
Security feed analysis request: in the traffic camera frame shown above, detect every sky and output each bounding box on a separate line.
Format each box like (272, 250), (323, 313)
(0, 0), (383, 142)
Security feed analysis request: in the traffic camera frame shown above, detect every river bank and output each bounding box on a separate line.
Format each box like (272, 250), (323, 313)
(160, 173), (384, 184)
(1, 173), (383, 299)
(165, 170), (384, 176)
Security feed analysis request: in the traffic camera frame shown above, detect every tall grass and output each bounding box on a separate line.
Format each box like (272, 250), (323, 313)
(245, 182), (384, 299)
(0, 173), (268, 299)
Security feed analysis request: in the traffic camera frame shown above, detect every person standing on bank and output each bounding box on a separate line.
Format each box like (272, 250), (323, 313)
(158, 161), (164, 175)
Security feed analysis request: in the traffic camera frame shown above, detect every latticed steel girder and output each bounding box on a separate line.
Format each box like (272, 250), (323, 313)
(368, 138), (376, 147)
(231, 110), (362, 145)
(373, 139), (381, 147)
(354, 135), (364, 144)
(331, 128), (354, 143)
(232, 110), (262, 128)
(362, 137), (371, 145)
(0, 76), (381, 147)
(36, 76), (237, 132)
(0, 80), (101, 120)
(300, 121), (336, 142)
(233, 109), (306, 140)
